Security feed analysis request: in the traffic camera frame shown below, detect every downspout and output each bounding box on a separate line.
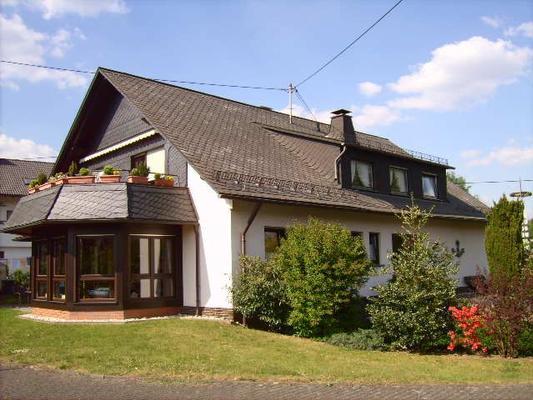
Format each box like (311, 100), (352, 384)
(241, 202), (262, 256)
(193, 224), (200, 316)
(334, 143), (347, 184)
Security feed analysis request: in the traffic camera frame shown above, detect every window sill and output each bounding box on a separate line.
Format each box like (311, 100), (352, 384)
(351, 186), (376, 193)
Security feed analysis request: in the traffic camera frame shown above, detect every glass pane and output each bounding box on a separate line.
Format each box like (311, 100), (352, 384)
(53, 239), (66, 276)
(130, 237), (149, 275)
(390, 168), (408, 193)
(351, 161), (373, 188)
(154, 238), (173, 274)
(422, 175), (437, 198)
(130, 279), (151, 298)
(80, 280), (115, 299)
(264, 230), (281, 259)
(369, 233), (380, 264)
(36, 280), (48, 298)
(153, 278), (174, 298)
(53, 280), (66, 300)
(37, 241), (49, 276)
(78, 237), (114, 275)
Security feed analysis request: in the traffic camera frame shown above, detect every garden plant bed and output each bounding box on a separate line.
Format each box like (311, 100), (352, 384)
(0, 309), (531, 385)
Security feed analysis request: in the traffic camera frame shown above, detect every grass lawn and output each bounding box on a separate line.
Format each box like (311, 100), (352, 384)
(0, 308), (531, 384)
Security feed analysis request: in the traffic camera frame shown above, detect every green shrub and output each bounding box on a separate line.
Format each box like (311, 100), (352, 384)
(272, 218), (371, 337)
(67, 161), (78, 177)
(323, 329), (387, 351)
(78, 167), (90, 176)
(231, 256), (289, 331)
(518, 324), (533, 357)
(28, 179), (39, 189)
(36, 172), (48, 185)
(103, 165), (114, 175)
(136, 163), (150, 177)
(485, 196), (526, 278)
(10, 270), (30, 290)
(368, 202), (458, 351)
(154, 172), (161, 180)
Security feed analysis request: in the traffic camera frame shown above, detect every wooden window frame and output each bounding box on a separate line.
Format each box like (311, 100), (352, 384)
(51, 238), (67, 303)
(389, 166), (409, 196)
(131, 153), (147, 170)
(422, 172), (439, 199)
(128, 235), (176, 300)
(350, 160), (375, 191)
(369, 232), (380, 266)
(34, 239), (50, 301)
(76, 235), (117, 303)
(264, 227), (286, 259)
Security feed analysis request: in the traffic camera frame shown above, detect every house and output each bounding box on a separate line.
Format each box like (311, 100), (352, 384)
(3, 68), (489, 320)
(0, 159), (53, 281)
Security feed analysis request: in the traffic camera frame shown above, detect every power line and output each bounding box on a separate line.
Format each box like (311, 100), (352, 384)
(295, 0), (405, 88)
(294, 88), (318, 122)
(0, 59), (287, 92)
(465, 179), (533, 185)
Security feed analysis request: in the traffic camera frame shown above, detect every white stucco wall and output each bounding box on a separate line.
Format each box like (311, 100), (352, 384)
(146, 146), (166, 177)
(0, 196), (31, 272)
(231, 200), (487, 296)
(184, 165), (233, 308)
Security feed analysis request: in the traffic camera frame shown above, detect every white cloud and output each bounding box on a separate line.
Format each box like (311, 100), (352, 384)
(481, 16), (502, 29)
(505, 21), (533, 39)
(388, 36), (532, 111)
(0, 133), (57, 161)
(5, 0), (129, 19)
(462, 145), (533, 166)
(358, 81), (382, 97)
(0, 13), (88, 89)
(278, 103), (331, 123)
(352, 105), (402, 130)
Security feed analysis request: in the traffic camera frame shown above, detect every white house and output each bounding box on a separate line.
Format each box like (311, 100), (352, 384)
(3, 68), (488, 320)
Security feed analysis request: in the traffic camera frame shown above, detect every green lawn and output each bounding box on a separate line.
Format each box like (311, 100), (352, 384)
(0, 308), (531, 384)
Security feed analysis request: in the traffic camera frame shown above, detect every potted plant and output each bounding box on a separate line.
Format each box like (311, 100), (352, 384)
(100, 165), (122, 183)
(68, 167), (95, 184)
(28, 179), (39, 194)
(36, 172), (51, 190)
(154, 173), (175, 187)
(54, 172), (68, 185)
(127, 163), (150, 184)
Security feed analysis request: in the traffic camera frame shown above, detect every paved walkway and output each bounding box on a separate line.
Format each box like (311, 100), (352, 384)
(1, 364), (532, 400)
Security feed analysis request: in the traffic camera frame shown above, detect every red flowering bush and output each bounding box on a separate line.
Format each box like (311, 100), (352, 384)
(448, 305), (488, 354)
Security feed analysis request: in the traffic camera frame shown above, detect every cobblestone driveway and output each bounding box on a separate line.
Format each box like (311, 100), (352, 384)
(1, 364), (531, 400)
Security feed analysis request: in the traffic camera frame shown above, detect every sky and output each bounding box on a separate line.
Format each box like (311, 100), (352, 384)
(0, 0), (532, 215)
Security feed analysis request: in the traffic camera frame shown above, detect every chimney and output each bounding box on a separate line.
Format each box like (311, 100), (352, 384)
(327, 109), (355, 144)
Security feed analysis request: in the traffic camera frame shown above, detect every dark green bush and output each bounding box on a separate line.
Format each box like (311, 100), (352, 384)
(136, 163), (150, 177)
(272, 218), (371, 337)
(518, 324), (533, 357)
(36, 172), (47, 185)
(103, 165), (114, 175)
(10, 270), (30, 290)
(323, 329), (387, 351)
(67, 161), (78, 177)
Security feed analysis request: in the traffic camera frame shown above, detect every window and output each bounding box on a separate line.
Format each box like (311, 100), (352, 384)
(52, 239), (66, 301)
(131, 153), (147, 169)
(389, 167), (408, 194)
(422, 174), (438, 198)
(129, 236), (175, 299)
(77, 236), (115, 301)
(0, 251), (4, 259)
(6, 210), (12, 221)
(369, 233), (380, 266)
(264, 228), (285, 259)
(35, 241), (49, 299)
(392, 233), (402, 253)
(351, 160), (373, 189)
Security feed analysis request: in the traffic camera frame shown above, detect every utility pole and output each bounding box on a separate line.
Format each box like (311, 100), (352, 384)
(288, 83), (294, 124)
(510, 177), (532, 250)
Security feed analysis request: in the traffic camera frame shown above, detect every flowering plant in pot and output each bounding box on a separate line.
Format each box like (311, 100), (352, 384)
(68, 167), (95, 184)
(100, 165), (122, 183)
(28, 179), (40, 194)
(36, 172), (51, 190)
(54, 172), (68, 185)
(127, 163), (150, 184)
(153, 173), (175, 187)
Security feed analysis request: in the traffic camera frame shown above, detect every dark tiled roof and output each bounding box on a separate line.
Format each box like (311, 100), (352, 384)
(3, 183), (197, 233)
(0, 159), (53, 197)
(96, 69), (486, 221)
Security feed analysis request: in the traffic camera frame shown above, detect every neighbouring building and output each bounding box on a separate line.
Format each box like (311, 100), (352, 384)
(3, 68), (489, 320)
(0, 158), (53, 278)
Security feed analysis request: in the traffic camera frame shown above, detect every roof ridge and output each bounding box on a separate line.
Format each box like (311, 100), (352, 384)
(0, 158), (54, 164)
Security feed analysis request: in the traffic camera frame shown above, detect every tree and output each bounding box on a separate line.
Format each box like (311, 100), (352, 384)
(272, 218), (371, 337)
(368, 203), (458, 350)
(485, 196), (526, 278)
(447, 172), (471, 193)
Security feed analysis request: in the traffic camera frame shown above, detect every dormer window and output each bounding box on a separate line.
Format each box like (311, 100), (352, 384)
(389, 167), (408, 195)
(422, 173), (438, 198)
(351, 160), (373, 189)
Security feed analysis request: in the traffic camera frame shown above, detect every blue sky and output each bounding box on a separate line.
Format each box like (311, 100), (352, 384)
(1, 0), (532, 215)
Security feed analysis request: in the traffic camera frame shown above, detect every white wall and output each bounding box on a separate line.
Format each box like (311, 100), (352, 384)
(231, 200), (487, 296)
(0, 196), (31, 273)
(146, 147), (166, 177)
(184, 165), (233, 308)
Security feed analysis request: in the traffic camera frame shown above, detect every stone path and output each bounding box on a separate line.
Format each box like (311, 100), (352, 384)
(1, 363), (532, 400)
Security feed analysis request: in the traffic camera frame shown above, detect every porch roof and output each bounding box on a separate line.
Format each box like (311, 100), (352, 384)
(2, 183), (198, 235)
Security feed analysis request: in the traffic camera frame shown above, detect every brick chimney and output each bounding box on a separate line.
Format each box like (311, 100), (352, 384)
(327, 109), (356, 144)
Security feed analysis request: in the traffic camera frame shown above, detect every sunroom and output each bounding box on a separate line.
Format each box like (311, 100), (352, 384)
(3, 182), (198, 320)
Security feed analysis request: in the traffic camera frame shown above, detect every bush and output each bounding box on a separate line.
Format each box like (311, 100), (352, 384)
(78, 167), (90, 176)
(67, 161), (78, 177)
(485, 196), (526, 278)
(518, 324), (533, 357)
(231, 256), (289, 331)
(447, 305), (488, 354)
(10, 270), (30, 291)
(324, 329), (387, 351)
(272, 218), (371, 337)
(36, 172), (48, 185)
(136, 163), (150, 177)
(103, 165), (114, 175)
(368, 202), (458, 351)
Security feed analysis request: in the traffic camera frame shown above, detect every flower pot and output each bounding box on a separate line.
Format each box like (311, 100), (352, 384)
(154, 178), (174, 187)
(39, 182), (54, 190)
(100, 175), (121, 183)
(67, 175), (95, 184)
(28, 187), (37, 194)
(127, 176), (149, 184)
